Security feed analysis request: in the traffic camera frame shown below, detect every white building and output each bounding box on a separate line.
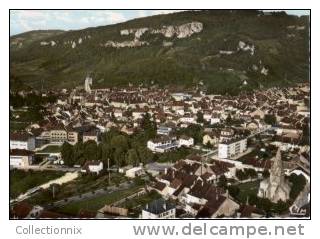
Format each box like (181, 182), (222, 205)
(179, 116), (196, 124)
(157, 126), (173, 136)
(147, 136), (178, 153)
(218, 138), (247, 159)
(83, 131), (99, 143)
(171, 93), (192, 101)
(10, 149), (34, 167)
(141, 199), (176, 219)
(178, 136), (194, 147)
(10, 132), (35, 151)
(125, 167), (144, 178)
(82, 161), (103, 174)
(210, 117), (221, 125)
(132, 110), (146, 120)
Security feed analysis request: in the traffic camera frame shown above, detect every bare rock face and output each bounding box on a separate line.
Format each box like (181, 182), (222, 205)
(40, 41), (50, 46)
(134, 28), (149, 39)
(120, 21), (203, 39)
(120, 29), (130, 36)
(176, 22), (203, 38)
(261, 66), (269, 75)
(40, 41), (56, 47)
(102, 39), (149, 48)
(238, 41), (255, 55)
(111, 22), (203, 49)
(151, 22), (203, 39)
(219, 50), (234, 55)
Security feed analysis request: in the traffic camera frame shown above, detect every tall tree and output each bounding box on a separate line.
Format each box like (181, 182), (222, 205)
(61, 142), (74, 166)
(141, 113), (156, 139)
(127, 148), (139, 166)
(196, 111), (204, 123)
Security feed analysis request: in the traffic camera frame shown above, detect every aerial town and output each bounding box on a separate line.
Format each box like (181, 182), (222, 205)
(9, 76), (310, 219)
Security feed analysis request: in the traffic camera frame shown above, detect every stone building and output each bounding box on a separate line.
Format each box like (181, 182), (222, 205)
(258, 148), (291, 203)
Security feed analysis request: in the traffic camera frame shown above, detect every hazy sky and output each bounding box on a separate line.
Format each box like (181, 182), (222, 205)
(10, 10), (310, 36)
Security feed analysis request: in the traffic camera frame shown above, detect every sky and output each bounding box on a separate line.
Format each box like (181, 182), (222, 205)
(10, 10), (310, 36)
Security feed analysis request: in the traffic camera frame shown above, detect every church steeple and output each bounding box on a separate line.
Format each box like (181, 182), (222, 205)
(270, 147), (283, 185)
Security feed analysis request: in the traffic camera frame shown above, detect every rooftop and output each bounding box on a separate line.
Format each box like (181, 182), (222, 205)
(143, 198), (175, 215)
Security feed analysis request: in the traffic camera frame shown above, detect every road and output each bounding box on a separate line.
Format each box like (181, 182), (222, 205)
(11, 172), (80, 204)
(14, 164), (80, 172)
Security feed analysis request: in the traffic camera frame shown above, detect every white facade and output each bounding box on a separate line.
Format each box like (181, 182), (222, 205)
(171, 93), (192, 101)
(147, 137), (178, 153)
(142, 200), (176, 219)
(157, 126), (172, 136)
(179, 116), (196, 124)
(83, 135), (98, 143)
(125, 167), (144, 178)
(142, 208), (176, 219)
(179, 137), (194, 147)
(210, 118), (221, 125)
(88, 162), (103, 174)
(218, 138), (247, 159)
(10, 138), (35, 151)
(10, 155), (33, 167)
(132, 111), (145, 120)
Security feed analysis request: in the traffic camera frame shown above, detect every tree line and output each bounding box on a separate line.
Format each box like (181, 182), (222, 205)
(61, 113), (157, 167)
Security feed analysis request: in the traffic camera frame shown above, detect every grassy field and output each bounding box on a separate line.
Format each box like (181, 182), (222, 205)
(53, 185), (143, 216)
(26, 172), (130, 206)
(236, 180), (261, 203)
(10, 121), (29, 132)
(37, 145), (61, 153)
(119, 190), (161, 217)
(10, 169), (64, 198)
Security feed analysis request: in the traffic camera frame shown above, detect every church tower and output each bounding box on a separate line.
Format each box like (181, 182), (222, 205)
(84, 75), (93, 93)
(270, 149), (284, 186)
(258, 148), (291, 203)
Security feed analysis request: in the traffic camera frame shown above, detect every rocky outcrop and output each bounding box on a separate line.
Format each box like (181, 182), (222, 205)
(261, 66), (269, 76)
(107, 22), (203, 49)
(120, 21), (203, 40)
(40, 35), (91, 48)
(102, 39), (149, 48)
(40, 41), (56, 46)
(238, 41), (255, 55)
(219, 50), (234, 55)
(151, 22), (203, 38)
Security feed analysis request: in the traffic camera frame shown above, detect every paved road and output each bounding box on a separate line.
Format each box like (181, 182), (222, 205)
(14, 164), (80, 172)
(11, 172), (80, 204)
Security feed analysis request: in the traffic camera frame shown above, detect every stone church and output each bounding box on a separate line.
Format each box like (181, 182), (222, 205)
(258, 148), (291, 203)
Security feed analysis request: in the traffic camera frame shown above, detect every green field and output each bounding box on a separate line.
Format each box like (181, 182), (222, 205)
(10, 121), (29, 132)
(119, 190), (162, 217)
(10, 169), (64, 198)
(54, 185), (143, 216)
(25, 172), (130, 206)
(236, 180), (261, 203)
(37, 145), (61, 153)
